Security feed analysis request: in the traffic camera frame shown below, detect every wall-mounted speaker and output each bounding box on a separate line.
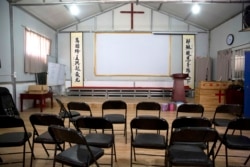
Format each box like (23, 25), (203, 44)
(243, 5), (250, 29)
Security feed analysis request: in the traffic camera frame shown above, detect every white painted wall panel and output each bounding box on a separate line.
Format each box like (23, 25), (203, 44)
(96, 11), (113, 31)
(152, 12), (169, 31)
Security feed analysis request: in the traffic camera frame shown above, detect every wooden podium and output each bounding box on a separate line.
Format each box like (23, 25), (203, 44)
(195, 81), (231, 111)
(172, 73), (188, 102)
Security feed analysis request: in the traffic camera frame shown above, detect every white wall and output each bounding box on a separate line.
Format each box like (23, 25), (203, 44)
(13, 7), (57, 82)
(0, 0), (57, 110)
(210, 14), (250, 80)
(58, 3), (209, 87)
(0, 0), (12, 83)
(0, 0), (248, 110)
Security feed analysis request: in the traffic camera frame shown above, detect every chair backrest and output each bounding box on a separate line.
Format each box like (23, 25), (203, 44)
(213, 104), (243, 118)
(48, 124), (102, 165)
(102, 100), (127, 115)
(130, 117), (169, 131)
(170, 127), (218, 147)
(0, 87), (19, 116)
(49, 125), (88, 145)
(227, 117), (250, 131)
(0, 115), (25, 128)
(171, 117), (212, 132)
(0, 115), (30, 141)
(176, 103), (204, 118)
(0, 115), (31, 167)
(67, 102), (92, 117)
(136, 101), (161, 117)
(56, 98), (71, 118)
(76, 116), (113, 131)
(130, 117), (169, 144)
(30, 113), (64, 127)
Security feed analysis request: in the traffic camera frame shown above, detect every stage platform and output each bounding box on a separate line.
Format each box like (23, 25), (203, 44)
(66, 86), (192, 98)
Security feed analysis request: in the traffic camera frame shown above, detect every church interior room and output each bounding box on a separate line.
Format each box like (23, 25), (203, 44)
(1, 0), (250, 167)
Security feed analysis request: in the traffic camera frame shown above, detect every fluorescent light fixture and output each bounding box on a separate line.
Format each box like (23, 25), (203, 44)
(69, 4), (80, 16)
(191, 4), (200, 15)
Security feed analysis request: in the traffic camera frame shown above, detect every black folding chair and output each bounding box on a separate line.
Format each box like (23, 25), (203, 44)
(29, 113), (64, 166)
(0, 115), (32, 167)
(130, 117), (169, 167)
(67, 101), (93, 126)
(136, 101), (161, 118)
(55, 98), (80, 127)
(171, 117), (212, 153)
(76, 116), (117, 167)
(0, 87), (19, 116)
(176, 103), (204, 118)
(102, 100), (127, 143)
(215, 117), (250, 167)
(48, 125), (104, 167)
(211, 104), (243, 129)
(168, 127), (219, 167)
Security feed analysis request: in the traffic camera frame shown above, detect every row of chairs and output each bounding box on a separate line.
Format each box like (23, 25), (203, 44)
(132, 115), (250, 167)
(30, 113), (116, 167)
(2, 113), (250, 167)
(25, 114), (217, 167)
(55, 98), (247, 166)
(56, 98), (164, 144)
(53, 98), (248, 167)
(56, 97), (244, 142)
(35, 115), (250, 167)
(0, 86), (246, 167)
(0, 87), (31, 167)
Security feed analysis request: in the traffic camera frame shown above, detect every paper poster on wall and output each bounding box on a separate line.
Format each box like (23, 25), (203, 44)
(71, 32), (83, 87)
(182, 35), (195, 89)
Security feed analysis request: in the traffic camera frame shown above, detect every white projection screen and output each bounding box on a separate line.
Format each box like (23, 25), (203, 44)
(95, 33), (171, 76)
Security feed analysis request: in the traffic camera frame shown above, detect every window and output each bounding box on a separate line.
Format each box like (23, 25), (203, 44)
(231, 50), (245, 80)
(25, 28), (50, 73)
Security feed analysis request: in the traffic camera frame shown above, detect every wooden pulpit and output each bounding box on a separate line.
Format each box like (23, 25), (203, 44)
(172, 73), (188, 102)
(195, 81), (231, 111)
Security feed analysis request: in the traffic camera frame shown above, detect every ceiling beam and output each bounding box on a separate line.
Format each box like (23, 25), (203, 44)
(8, 0), (250, 6)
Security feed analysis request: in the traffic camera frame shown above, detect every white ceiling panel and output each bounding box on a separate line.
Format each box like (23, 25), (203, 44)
(10, 0), (250, 31)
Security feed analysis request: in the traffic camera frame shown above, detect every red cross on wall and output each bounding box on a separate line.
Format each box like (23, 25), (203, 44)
(120, 3), (144, 30)
(215, 90), (225, 103)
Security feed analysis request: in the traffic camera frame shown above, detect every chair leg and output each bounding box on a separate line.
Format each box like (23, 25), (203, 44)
(215, 141), (222, 158)
(23, 143), (26, 167)
(113, 143), (117, 162)
(30, 142), (35, 167)
(225, 147), (228, 167)
(244, 154), (250, 165)
(124, 124), (127, 144)
(27, 139), (32, 152)
(52, 144), (57, 167)
(111, 146), (113, 167)
(130, 145), (133, 167)
(133, 147), (136, 161)
(41, 143), (50, 156)
(164, 150), (168, 167)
